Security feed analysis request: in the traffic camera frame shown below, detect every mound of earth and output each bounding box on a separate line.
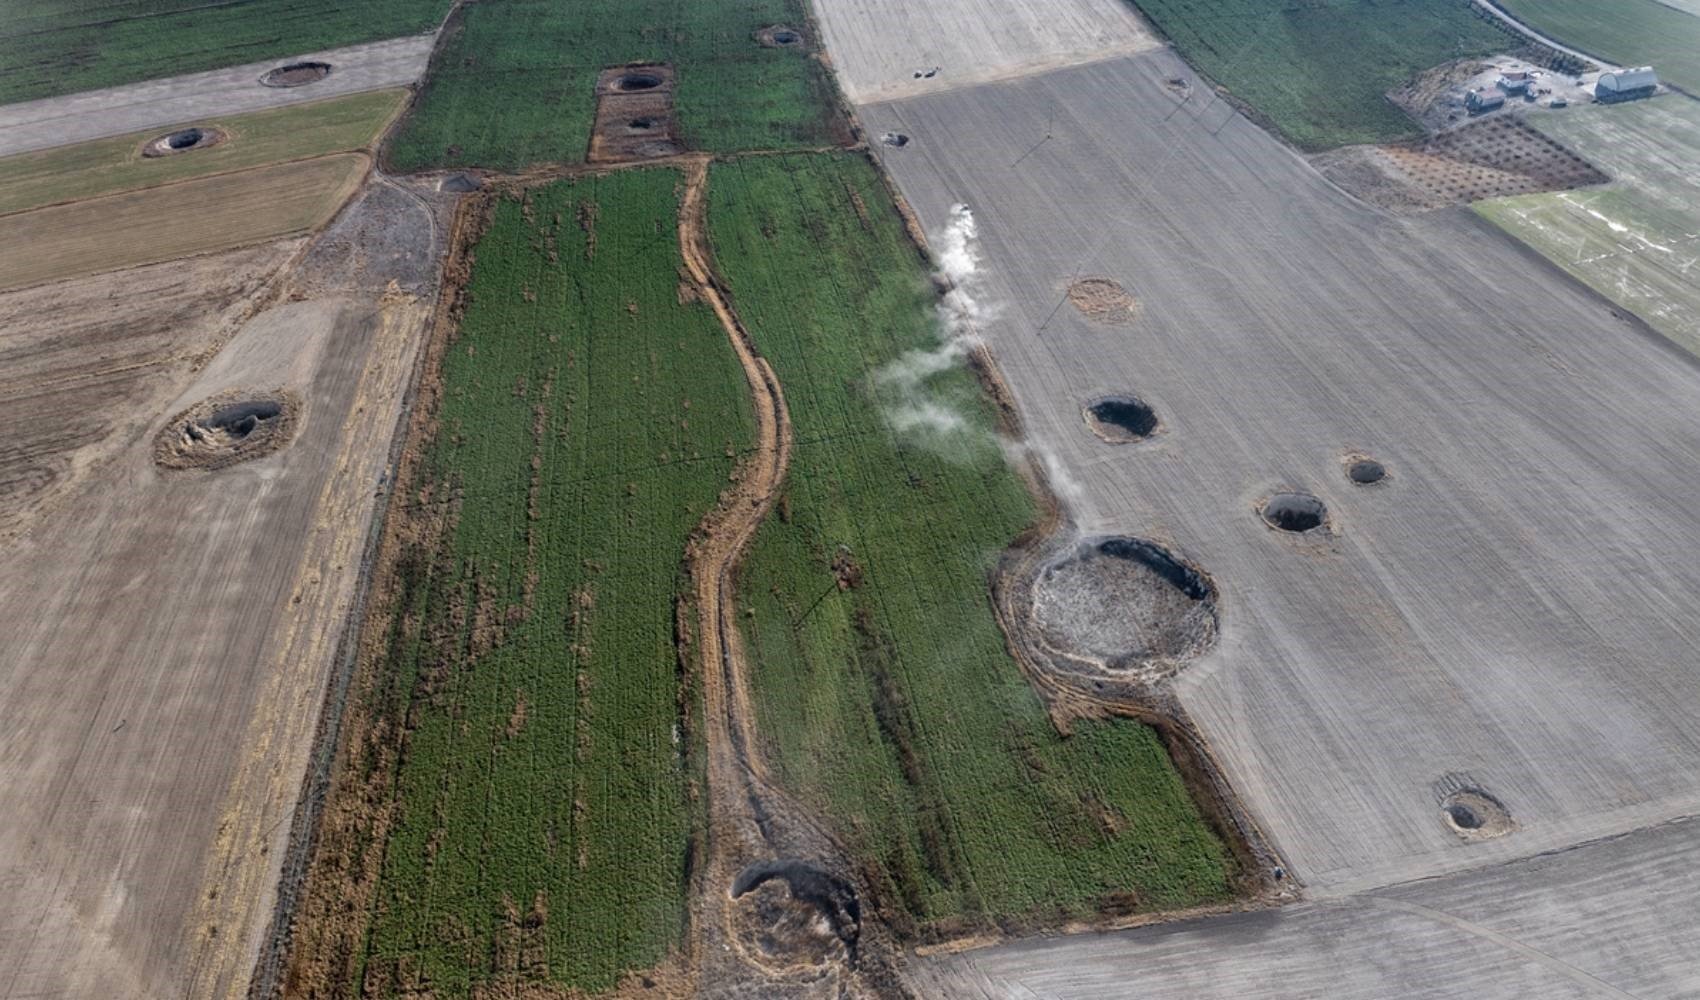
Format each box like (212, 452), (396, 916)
(154, 389), (299, 471)
(1029, 536), (1217, 675)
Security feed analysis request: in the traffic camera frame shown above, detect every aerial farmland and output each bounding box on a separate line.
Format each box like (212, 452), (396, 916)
(0, 0), (1697, 998)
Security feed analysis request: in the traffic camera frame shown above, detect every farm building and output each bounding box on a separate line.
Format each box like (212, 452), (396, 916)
(1498, 71), (1531, 94)
(1467, 89), (1506, 114)
(1596, 67), (1658, 103)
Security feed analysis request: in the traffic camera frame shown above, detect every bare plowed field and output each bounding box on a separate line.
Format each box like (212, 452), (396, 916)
(809, 0), (1159, 103)
(859, 49), (1700, 898)
(0, 240), (301, 538)
(0, 153), (368, 291)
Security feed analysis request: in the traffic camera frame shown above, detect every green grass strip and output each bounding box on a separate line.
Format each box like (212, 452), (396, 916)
(386, 0), (841, 172)
(357, 168), (752, 995)
(0, 0), (446, 104)
(0, 89), (406, 217)
(1127, 0), (1517, 149)
(709, 152), (1235, 934)
(1499, 0), (1700, 94)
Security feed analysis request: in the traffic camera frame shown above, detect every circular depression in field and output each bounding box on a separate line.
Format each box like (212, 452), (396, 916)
(1030, 536), (1217, 669)
(1067, 277), (1138, 324)
(1260, 492), (1327, 533)
(1084, 395), (1158, 442)
(615, 72), (663, 92)
(1346, 457), (1387, 485)
(142, 125), (226, 157)
(155, 390), (299, 471)
(729, 859), (859, 971)
(260, 60), (331, 88)
(1440, 788), (1514, 841)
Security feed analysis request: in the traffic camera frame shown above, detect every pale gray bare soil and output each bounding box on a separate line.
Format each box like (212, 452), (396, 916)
(860, 50), (1700, 898)
(0, 34), (435, 156)
(810, 0), (1157, 105)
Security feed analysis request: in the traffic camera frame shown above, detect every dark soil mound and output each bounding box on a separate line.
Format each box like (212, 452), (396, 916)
(1084, 395), (1158, 442)
(261, 61), (331, 87)
(1261, 492), (1327, 532)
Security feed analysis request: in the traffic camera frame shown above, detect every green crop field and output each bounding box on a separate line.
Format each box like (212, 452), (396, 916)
(1125, 0), (1517, 149)
(1498, 0), (1700, 93)
(0, 89), (405, 217)
(385, 0), (842, 172)
(0, 0), (446, 104)
(709, 153), (1236, 933)
(1477, 96), (1700, 359)
(327, 169), (752, 996)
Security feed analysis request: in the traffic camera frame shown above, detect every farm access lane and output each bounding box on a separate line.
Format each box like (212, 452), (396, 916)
(916, 814), (1700, 998)
(856, 48), (1700, 898)
(0, 33), (436, 157)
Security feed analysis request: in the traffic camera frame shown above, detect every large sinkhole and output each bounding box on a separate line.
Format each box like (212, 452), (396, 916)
(1084, 395), (1158, 442)
(261, 60), (331, 87)
(730, 859), (860, 970)
(1030, 536), (1217, 669)
(155, 390), (298, 471)
(1260, 492), (1327, 533)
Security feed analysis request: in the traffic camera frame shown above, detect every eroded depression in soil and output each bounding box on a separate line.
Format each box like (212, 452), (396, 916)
(1029, 536), (1217, 675)
(154, 389), (299, 471)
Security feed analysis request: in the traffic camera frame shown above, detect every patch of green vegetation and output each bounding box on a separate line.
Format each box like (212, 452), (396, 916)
(1498, 0), (1700, 93)
(354, 169), (752, 995)
(0, 89), (405, 217)
(1125, 0), (1517, 149)
(0, 0), (445, 104)
(1477, 96), (1700, 358)
(386, 0), (842, 172)
(709, 153), (1236, 934)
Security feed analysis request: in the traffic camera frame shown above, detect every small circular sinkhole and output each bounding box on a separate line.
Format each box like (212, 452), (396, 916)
(880, 132), (910, 148)
(627, 117), (657, 131)
(1439, 788), (1515, 841)
(260, 60), (331, 88)
(616, 72), (663, 92)
(1260, 492), (1327, 533)
(1347, 458), (1386, 484)
(142, 125), (226, 158)
(774, 30), (800, 44)
(1083, 395), (1158, 442)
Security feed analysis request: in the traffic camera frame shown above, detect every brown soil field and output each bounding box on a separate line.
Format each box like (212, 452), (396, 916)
(0, 153), (369, 291)
(0, 177), (449, 1000)
(0, 239), (302, 539)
